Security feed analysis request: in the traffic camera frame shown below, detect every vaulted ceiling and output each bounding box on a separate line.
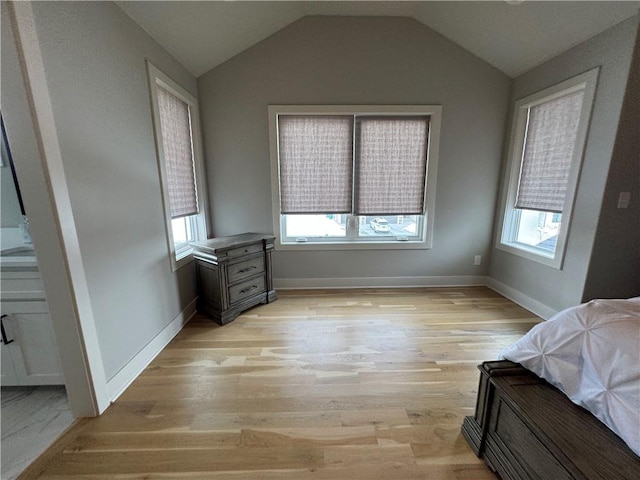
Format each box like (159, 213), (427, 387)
(117, 1), (640, 78)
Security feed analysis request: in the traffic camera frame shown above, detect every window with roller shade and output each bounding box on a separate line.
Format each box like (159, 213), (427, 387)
(497, 68), (599, 268)
(147, 62), (208, 270)
(268, 105), (441, 249)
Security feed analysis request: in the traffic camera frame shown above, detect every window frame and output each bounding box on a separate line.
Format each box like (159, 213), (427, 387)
(147, 62), (208, 271)
(268, 105), (441, 250)
(496, 68), (599, 269)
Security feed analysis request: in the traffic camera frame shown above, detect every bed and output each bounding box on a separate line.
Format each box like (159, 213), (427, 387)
(462, 297), (640, 480)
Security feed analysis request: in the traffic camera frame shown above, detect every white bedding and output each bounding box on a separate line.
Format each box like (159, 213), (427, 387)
(500, 297), (640, 456)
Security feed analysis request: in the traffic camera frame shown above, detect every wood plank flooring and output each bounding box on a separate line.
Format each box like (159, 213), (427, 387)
(22, 287), (541, 479)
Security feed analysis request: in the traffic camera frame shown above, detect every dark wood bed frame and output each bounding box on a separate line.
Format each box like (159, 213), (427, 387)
(461, 360), (640, 480)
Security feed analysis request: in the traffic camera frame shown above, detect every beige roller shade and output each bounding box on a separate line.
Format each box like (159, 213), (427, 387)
(355, 116), (429, 215)
(516, 90), (584, 213)
(157, 86), (198, 219)
(278, 115), (353, 214)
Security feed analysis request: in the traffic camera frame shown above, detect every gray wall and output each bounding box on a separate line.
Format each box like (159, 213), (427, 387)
(198, 16), (511, 282)
(22, 2), (200, 380)
(489, 16), (638, 311)
(583, 20), (640, 301)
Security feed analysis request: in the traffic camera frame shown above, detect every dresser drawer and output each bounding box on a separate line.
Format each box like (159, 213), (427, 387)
(228, 276), (266, 305)
(228, 243), (263, 259)
(228, 256), (265, 284)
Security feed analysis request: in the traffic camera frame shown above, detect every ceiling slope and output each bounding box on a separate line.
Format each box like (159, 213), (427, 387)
(117, 1), (640, 78)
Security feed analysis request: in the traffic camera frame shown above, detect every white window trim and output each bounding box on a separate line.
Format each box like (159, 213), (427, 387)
(495, 67), (599, 269)
(173, 216), (199, 259)
(147, 62), (209, 270)
(268, 105), (441, 251)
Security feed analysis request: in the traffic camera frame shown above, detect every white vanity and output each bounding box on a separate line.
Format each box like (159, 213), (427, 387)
(1, 228), (64, 386)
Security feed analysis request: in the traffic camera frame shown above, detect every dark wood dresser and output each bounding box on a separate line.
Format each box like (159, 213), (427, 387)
(191, 233), (277, 325)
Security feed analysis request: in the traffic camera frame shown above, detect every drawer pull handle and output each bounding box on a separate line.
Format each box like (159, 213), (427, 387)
(238, 266), (257, 273)
(1, 315), (14, 345)
(239, 285), (259, 294)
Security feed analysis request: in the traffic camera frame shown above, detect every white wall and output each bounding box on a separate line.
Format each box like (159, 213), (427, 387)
(198, 16), (511, 285)
(8, 1), (202, 382)
(489, 16), (638, 312)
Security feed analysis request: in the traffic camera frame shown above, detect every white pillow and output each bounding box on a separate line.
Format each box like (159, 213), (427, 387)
(500, 297), (640, 457)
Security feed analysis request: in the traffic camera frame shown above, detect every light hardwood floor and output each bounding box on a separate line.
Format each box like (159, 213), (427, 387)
(21, 287), (540, 479)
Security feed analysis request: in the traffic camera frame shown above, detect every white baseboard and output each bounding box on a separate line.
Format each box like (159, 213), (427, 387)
(275, 275), (489, 290)
(485, 278), (557, 320)
(275, 275), (557, 320)
(106, 298), (197, 402)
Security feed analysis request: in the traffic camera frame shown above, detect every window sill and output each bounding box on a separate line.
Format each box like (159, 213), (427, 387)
(173, 247), (194, 271)
(496, 241), (562, 269)
(276, 240), (431, 251)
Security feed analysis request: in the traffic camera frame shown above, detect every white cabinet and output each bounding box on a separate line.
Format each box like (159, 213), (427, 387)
(1, 334), (19, 384)
(1, 264), (64, 386)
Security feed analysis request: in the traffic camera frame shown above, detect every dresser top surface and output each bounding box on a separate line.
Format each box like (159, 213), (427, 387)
(191, 233), (275, 255)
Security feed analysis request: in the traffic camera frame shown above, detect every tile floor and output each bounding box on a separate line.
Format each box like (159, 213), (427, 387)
(1, 386), (74, 479)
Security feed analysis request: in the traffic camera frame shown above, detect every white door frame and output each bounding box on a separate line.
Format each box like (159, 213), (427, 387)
(3, 1), (109, 416)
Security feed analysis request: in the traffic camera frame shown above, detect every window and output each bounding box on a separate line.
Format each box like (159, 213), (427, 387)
(497, 68), (599, 268)
(268, 105), (441, 249)
(147, 62), (208, 270)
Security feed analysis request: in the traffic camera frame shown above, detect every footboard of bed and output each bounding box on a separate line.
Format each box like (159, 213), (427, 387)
(461, 360), (640, 480)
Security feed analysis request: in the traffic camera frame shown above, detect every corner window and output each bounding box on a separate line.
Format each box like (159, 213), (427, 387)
(268, 105), (441, 250)
(497, 68), (598, 268)
(147, 62), (208, 270)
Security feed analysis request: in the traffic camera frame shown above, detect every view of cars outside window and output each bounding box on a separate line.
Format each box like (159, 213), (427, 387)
(369, 218), (390, 233)
(283, 214), (419, 239)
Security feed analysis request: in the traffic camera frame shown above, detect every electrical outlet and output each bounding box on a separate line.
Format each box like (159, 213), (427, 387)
(474, 255), (482, 266)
